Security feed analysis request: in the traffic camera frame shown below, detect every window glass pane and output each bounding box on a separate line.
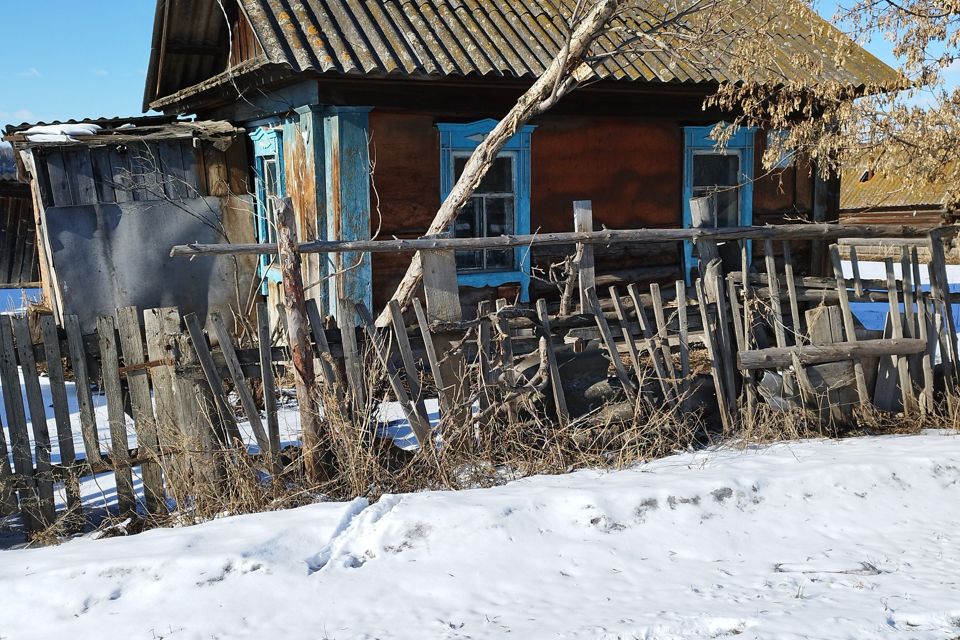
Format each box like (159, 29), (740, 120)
(262, 157), (279, 242)
(715, 189), (739, 227)
(451, 152), (517, 272)
(453, 198), (480, 238)
(693, 153), (740, 227)
(454, 154), (514, 193)
(485, 250), (514, 270)
(485, 196), (514, 236)
(693, 154), (738, 188)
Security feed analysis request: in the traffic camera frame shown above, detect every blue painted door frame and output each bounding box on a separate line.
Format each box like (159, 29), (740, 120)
(682, 125), (757, 284)
(438, 119), (536, 302)
(249, 122), (285, 292)
(247, 106), (373, 323)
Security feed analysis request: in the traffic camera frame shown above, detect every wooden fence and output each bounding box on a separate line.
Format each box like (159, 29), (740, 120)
(3, 202), (960, 536)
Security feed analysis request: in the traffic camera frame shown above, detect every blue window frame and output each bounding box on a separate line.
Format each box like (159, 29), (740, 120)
(438, 119), (535, 301)
(249, 124), (285, 289)
(682, 125), (757, 284)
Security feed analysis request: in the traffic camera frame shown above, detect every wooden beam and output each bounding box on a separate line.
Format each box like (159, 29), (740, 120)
(738, 338), (926, 370)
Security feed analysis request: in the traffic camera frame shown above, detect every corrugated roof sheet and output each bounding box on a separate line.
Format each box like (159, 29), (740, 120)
(840, 166), (950, 212)
(242, 0), (892, 83)
(146, 0), (898, 109)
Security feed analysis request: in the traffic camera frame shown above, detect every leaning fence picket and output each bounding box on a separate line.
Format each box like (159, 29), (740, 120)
(39, 315), (81, 515)
(97, 315), (136, 514)
(13, 316), (56, 526)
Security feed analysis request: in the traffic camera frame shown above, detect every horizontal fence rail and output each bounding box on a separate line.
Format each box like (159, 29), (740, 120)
(169, 224), (957, 257)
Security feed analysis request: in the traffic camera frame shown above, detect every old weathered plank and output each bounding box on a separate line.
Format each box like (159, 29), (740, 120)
(585, 287), (636, 401)
(650, 283), (679, 398)
(763, 239), (787, 348)
(885, 259), (918, 414)
(39, 315), (80, 515)
(609, 287), (644, 389)
(64, 314), (101, 462)
(495, 298), (519, 423)
(782, 241), (803, 345)
(96, 315), (136, 514)
(13, 316), (56, 525)
(738, 338), (926, 369)
(626, 283), (673, 403)
(183, 312), (241, 446)
(696, 280), (734, 432)
(389, 299), (429, 421)
(421, 249), (467, 424)
(257, 304), (281, 472)
(115, 307), (164, 514)
(0, 317), (39, 529)
(849, 245), (865, 298)
(144, 307), (188, 497)
(829, 244), (872, 409)
(356, 302), (431, 446)
(916, 293), (937, 415)
(675, 281), (692, 413)
(536, 298), (571, 421)
(574, 201), (595, 313)
(412, 297), (447, 415)
(304, 299), (337, 389)
(209, 313), (272, 458)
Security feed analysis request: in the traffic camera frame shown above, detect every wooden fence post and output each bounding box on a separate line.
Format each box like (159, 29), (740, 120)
(574, 201), (595, 313)
(116, 307), (165, 514)
(421, 248), (468, 426)
(276, 197), (323, 483)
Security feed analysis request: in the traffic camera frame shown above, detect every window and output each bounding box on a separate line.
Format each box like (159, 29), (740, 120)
(453, 154), (516, 271)
(691, 151), (742, 228)
(249, 125), (285, 288)
(682, 125), (757, 283)
(438, 120), (535, 301)
(260, 156), (281, 243)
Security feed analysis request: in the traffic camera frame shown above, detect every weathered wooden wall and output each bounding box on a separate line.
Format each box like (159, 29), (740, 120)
(366, 110), (819, 309)
(0, 183), (39, 286)
(24, 137), (257, 330)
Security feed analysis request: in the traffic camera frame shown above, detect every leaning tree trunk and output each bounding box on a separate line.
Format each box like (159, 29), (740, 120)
(374, 0), (622, 326)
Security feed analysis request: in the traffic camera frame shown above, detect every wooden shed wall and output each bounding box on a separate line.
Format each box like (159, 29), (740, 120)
(25, 137), (257, 329)
(0, 184), (39, 286)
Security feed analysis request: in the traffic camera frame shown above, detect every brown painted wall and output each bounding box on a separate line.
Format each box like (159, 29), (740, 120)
(367, 110), (816, 307)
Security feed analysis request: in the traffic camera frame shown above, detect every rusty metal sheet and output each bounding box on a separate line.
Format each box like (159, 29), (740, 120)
(44, 197), (248, 334)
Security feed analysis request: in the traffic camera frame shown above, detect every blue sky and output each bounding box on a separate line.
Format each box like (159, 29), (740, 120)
(0, 1), (926, 131)
(0, 1), (156, 129)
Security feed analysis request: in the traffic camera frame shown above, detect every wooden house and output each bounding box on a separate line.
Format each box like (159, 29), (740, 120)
(4, 118), (258, 332)
(138, 1), (894, 321)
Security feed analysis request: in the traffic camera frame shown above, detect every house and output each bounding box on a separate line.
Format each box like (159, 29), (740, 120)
(0, 140), (39, 291)
(140, 1), (895, 320)
(3, 117), (258, 332)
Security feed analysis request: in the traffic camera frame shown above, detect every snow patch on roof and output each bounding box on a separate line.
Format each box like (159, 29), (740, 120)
(23, 123), (102, 143)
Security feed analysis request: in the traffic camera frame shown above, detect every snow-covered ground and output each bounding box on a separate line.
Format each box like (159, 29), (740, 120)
(2, 433), (960, 639)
